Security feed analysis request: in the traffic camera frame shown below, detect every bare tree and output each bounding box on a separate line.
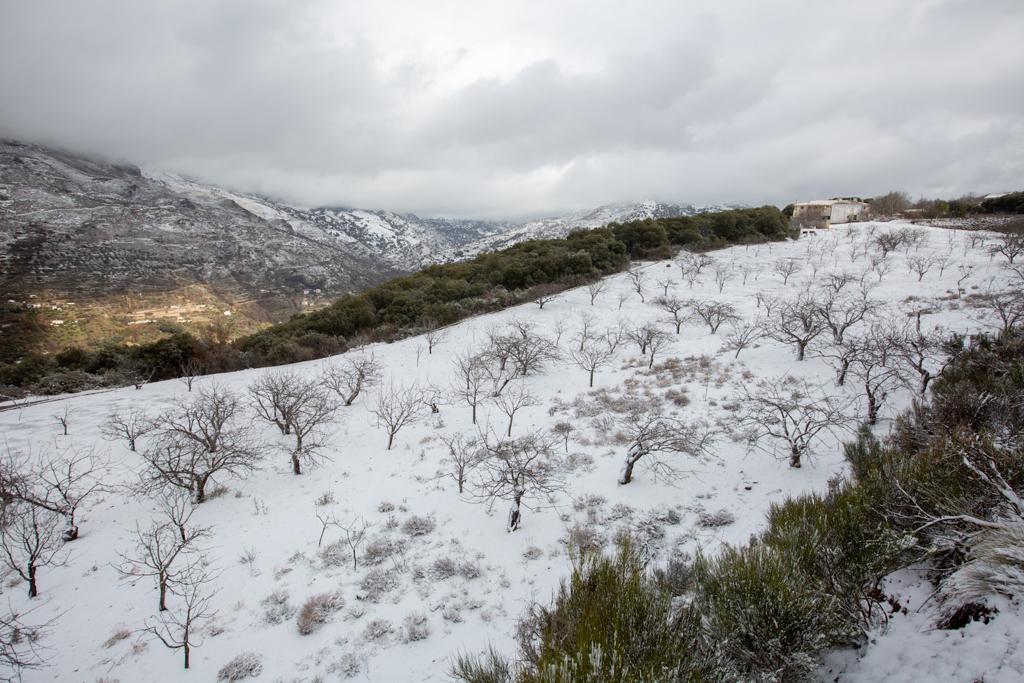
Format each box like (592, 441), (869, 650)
(438, 433), (483, 494)
(421, 320), (449, 355)
(626, 323), (659, 355)
(656, 277), (676, 297)
(573, 312), (598, 352)
(956, 263), (976, 296)
(655, 296), (690, 334)
(178, 359), (202, 392)
(322, 354), (383, 407)
(284, 383), (338, 475)
(451, 350), (489, 424)
(988, 228), (1024, 264)
(0, 504), (68, 598)
(736, 377), (854, 468)
(143, 564), (216, 670)
(617, 292), (629, 310)
(569, 343), (614, 388)
(616, 409), (715, 485)
(712, 264), (734, 293)
(249, 371), (303, 435)
(692, 253), (714, 275)
(976, 288), (1024, 335)
(627, 268), (647, 303)
(722, 319), (765, 358)
(102, 408), (156, 452)
(890, 326), (953, 395)
(815, 290), (876, 343)
(687, 299), (739, 334)
(144, 386), (263, 501)
(907, 254), (938, 281)
(117, 518), (206, 612)
(813, 333), (866, 387)
(738, 263), (759, 286)
(551, 422), (574, 453)
(335, 517), (370, 570)
(473, 432), (563, 532)
(492, 382), (538, 437)
(372, 383), (425, 450)
(157, 488), (207, 545)
(0, 607), (49, 678)
(52, 405), (71, 436)
(531, 284), (562, 309)
(774, 258), (802, 285)
(870, 253), (893, 281)
(601, 321), (628, 355)
(645, 328), (673, 369)
(586, 280), (608, 306)
(767, 295), (827, 361)
(849, 332), (902, 425)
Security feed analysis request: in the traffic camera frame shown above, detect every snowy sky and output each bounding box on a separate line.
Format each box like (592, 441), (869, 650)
(1, 0), (1022, 219)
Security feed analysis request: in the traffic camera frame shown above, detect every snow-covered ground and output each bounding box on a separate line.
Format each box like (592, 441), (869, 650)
(1, 221), (1018, 682)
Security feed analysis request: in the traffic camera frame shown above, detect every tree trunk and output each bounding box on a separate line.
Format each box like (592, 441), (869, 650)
(386, 433), (395, 450)
(588, 368), (595, 387)
(471, 402), (477, 425)
(789, 445), (802, 468)
(866, 388), (878, 426)
(837, 360), (849, 386)
(27, 564), (37, 598)
(183, 641), (190, 670)
(194, 476), (207, 503)
(619, 448), (643, 485)
(292, 451), (302, 475)
(506, 416), (513, 437)
(159, 578), (168, 611)
(507, 491), (524, 532)
(797, 341), (806, 361)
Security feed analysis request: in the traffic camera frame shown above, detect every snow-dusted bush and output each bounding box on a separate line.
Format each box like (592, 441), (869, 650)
(260, 590), (295, 625)
(400, 514), (436, 537)
(402, 612), (431, 642)
(296, 591), (345, 635)
(362, 618), (393, 641)
(457, 560), (483, 580)
(217, 652), (263, 681)
(522, 546), (544, 561)
(943, 520), (1024, 603)
(363, 535), (404, 565)
(359, 567), (400, 601)
(329, 651), (362, 678)
(697, 509), (736, 528)
(430, 556), (457, 580)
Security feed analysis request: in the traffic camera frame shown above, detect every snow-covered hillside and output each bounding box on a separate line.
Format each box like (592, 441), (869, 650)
(1, 222), (1020, 682)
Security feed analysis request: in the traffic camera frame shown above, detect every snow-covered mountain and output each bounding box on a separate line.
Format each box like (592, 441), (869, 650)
(433, 200), (742, 263)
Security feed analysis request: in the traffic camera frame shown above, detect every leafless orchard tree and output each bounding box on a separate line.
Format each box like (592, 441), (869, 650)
(451, 350), (489, 424)
(52, 405), (72, 436)
(736, 377), (854, 468)
(907, 254), (938, 281)
(692, 253), (714, 275)
(988, 228), (1024, 264)
(767, 295), (827, 361)
(438, 433), (483, 494)
(824, 272), (857, 296)
(143, 564), (216, 670)
(117, 517), (207, 612)
(322, 354), (383, 407)
(722, 319), (765, 358)
(0, 607), (49, 679)
(249, 371), (305, 435)
(505, 322), (560, 378)
(849, 331), (903, 425)
(617, 292), (629, 310)
(372, 383), (425, 450)
(601, 321), (629, 355)
(616, 409), (715, 485)
(655, 296), (690, 334)
(472, 432), (563, 532)
(774, 258), (802, 285)
(976, 288), (1024, 335)
(573, 312), (598, 352)
(870, 253), (893, 281)
(178, 359), (202, 392)
(738, 263), (759, 286)
(656, 277), (676, 297)
(627, 268), (647, 303)
(890, 325), (954, 395)
(552, 422), (574, 453)
(157, 488), (208, 545)
(0, 503), (68, 598)
(934, 253), (954, 277)
(531, 283), (563, 309)
(645, 328), (673, 369)
(569, 342), (615, 388)
(282, 383), (338, 475)
(712, 264), (734, 293)
(813, 333), (865, 387)
(492, 382), (538, 437)
(815, 289), (876, 343)
(101, 407), (156, 452)
(422, 320), (449, 354)
(626, 324), (659, 355)
(687, 299), (739, 334)
(586, 280), (608, 306)
(335, 518), (370, 570)
(143, 386), (263, 500)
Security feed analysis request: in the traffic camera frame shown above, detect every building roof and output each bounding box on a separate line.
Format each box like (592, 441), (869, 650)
(793, 199), (868, 207)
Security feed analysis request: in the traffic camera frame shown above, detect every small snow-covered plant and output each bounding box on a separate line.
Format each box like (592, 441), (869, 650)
(943, 520), (1024, 604)
(296, 591), (345, 635)
(430, 556), (457, 580)
(329, 651), (362, 678)
(400, 515), (436, 537)
(457, 560), (483, 580)
(362, 618), (394, 641)
(522, 546), (544, 561)
(402, 612), (431, 642)
(260, 590), (294, 625)
(217, 652), (264, 681)
(363, 535), (403, 566)
(359, 568), (400, 602)
(377, 501), (395, 513)
(697, 509), (736, 528)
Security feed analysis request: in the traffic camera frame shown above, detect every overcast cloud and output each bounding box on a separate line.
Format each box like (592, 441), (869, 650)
(1, 0), (1022, 218)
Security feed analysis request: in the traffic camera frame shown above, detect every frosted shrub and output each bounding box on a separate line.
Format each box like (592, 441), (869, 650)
(402, 612), (431, 642)
(359, 568), (400, 601)
(318, 540), (347, 568)
(297, 591), (346, 635)
(457, 560), (483, 580)
(522, 546), (544, 561)
(329, 651), (362, 678)
(400, 515), (436, 537)
(430, 556), (457, 580)
(362, 618), (393, 641)
(943, 520), (1024, 603)
(217, 652), (264, 681)
(697, 509), (736, 528)
(260, 590), (295, 625)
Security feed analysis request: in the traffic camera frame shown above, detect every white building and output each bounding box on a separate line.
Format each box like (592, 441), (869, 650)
(791, 199), (870, 229)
